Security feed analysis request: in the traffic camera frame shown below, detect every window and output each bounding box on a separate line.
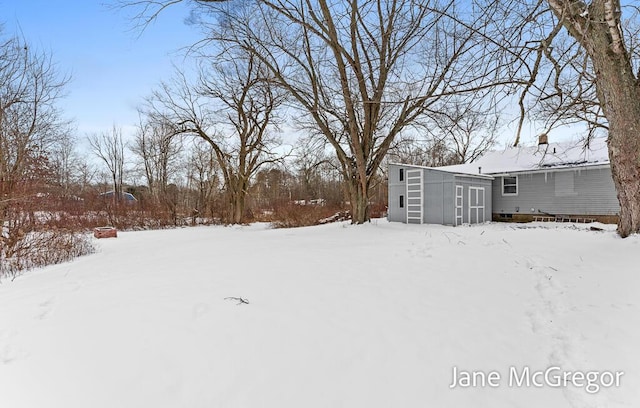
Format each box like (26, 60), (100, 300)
(399, 195), (404, 208)
(399, 168), (404, 181)
(502, 176), (518, 196)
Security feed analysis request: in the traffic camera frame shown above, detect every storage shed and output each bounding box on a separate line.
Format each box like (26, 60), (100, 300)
(388, 164), (493, 225)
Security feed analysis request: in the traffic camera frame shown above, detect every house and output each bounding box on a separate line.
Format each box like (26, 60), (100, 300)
(99, 190), (138, 203)
(388, 137), (619, 225)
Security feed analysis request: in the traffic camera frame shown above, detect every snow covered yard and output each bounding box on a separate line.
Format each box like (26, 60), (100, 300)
(1, 220), (638, 408)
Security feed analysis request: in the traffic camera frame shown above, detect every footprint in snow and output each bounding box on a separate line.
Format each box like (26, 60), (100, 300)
(34, 297), (56, 320)
(0, 331), (29, 365)
(192, 303), (209, 319)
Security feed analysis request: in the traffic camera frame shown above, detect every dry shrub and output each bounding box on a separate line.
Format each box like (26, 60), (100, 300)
(269, 203), (350, 228)
(0, 229), (94, 280)
(368, 202), (388, 218)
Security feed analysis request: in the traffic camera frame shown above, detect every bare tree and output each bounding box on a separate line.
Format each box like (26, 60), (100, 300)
(539, 0), (640, 237)
(0, 33), (95, 277)
(386, 135), (458, 167)
(186, 138), (220, 220)
(75, 158), (98, 194)
(425, 100), (500, 164)
(0, 33), (69, 225)
(294, 163), (333, 204)
(521, 40), (607, 143)
(119, 0), (640, 235)
(130, 116), (184, 208)
(499, 0), (608, 147)
(510, 1), (640, 236)
(145, 52), (285, 224)
(386, 100), (499, 168)
(88, 125), (126, 203)
(204, 0), (523, 222)
(120, 0), (523, 223)
(49, 132), (81, 199)
(290, 135), (338, 202)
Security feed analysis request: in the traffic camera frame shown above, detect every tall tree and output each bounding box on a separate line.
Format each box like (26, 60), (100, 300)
(121, 0), (521, 223)
(88, 125), (126, 203)
(131, 116), (184, 207)
(291, 135), (339, 203)
(386, 135), (458, 167)
(145, 53), (285, 224)
(49, 132), (81, 199)
(420, 96), (500, 164)
(536, 0), (640, 237)
(186, 139), (220, 219)
(0, 33), (69, 225)
(206, 0), (518, 223)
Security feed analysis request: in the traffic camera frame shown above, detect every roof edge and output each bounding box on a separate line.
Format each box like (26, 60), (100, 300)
(388, 162), (495, 179)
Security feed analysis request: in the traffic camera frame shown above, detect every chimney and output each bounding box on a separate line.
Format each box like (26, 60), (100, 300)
(478, 166), (482, 174)
(538, 134), (548, 145)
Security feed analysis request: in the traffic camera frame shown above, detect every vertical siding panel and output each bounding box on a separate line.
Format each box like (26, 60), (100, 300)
(387, 164), (408, 222)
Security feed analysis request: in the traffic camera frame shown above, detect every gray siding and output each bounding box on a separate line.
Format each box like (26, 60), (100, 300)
(423, 169), (453, 224)
(443, 179), (454, 225)
(454, 176), (493, 224)
(492, 167), (619, 216)
(387, 164), (407, 222)
(387, 164), (493, 225)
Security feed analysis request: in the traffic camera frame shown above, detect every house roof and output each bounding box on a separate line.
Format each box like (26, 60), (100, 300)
(438, 137), (609, 175)
(100, 191), (138, 201)
(388, 162), (495, 179)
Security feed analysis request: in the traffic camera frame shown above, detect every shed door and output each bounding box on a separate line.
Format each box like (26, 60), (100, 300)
(455, 185), (464, 226)
(468, 187), (485, 224)
(406, 169), (423, 224)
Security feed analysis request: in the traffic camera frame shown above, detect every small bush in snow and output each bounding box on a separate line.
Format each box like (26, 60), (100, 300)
(268, 203), (350, 228)
(0, 230), (94, 280)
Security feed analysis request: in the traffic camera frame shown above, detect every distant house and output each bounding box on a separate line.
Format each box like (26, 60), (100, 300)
(388, 137), (619, 225)
(99, 190), (138, 203)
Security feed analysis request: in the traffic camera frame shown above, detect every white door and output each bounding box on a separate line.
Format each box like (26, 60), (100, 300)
(468, 187), (485, 224)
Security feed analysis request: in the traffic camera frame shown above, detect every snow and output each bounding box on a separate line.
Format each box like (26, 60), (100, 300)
(439, 137), (610, 175)
(1, 220), (639, 407)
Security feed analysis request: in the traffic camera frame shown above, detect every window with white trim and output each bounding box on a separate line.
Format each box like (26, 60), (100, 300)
(502, 176), (518, 196)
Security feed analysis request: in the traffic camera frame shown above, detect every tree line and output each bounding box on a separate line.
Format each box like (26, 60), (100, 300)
(3, 0), (640, 241)
(120, 0), (640, 236)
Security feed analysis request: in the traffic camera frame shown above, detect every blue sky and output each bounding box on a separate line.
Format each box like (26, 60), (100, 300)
(2, 0), (202, 140)
(1, 1), (587, 152)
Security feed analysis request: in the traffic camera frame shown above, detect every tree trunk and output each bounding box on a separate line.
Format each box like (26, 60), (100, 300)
(227, 177), (247, 225)
(349, 192), (370, 224)
(583, 2), (640, 237)
(608, 133), (640, 237)
(549, 0), (640, 237)
(595, 64), (640, 237)
(231, 192), (245, 224)
(346, 173), (370, 224)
